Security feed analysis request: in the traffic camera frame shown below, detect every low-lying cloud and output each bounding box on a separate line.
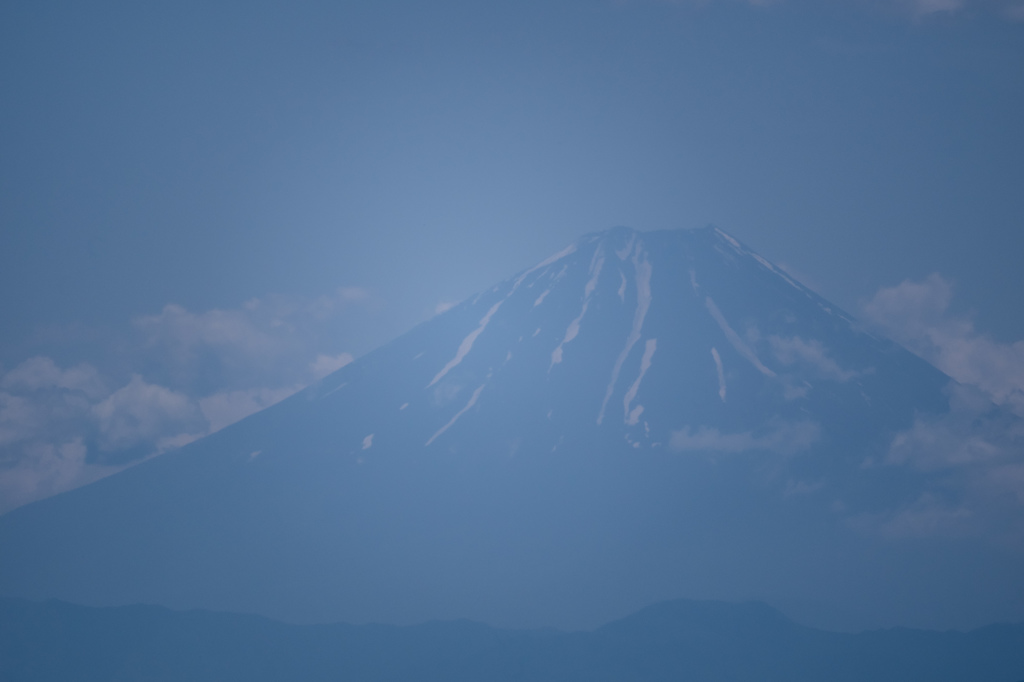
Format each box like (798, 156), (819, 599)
(857, 276), (1024, 540)
(886, 384), (1015, 471)
(0, 288), (370, 514)
(92, 375), (204, 454)
(670, 420), (819, 455)
(863, 274), (1024, 418)
(2, 356), (107, 399)
(869, 384), (1024, 541)
(769, 335), (859, 382)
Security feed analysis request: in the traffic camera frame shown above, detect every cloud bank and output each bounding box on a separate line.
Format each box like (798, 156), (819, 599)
(863, 274), (1024, 418)
(858, 275), (1024, 540)
(670, 420), (820, 454)
(0, 288), (367, 514)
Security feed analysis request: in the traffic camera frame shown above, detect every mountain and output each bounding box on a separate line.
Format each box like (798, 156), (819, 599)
(0, 226), (1021, 631)
(4, 597), (1024, 682)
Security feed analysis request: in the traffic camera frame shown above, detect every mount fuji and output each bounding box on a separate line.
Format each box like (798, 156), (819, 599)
(1, 226), (1021, 632)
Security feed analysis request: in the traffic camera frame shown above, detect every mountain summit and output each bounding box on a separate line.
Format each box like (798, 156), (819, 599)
(0, 227), (1020, 631)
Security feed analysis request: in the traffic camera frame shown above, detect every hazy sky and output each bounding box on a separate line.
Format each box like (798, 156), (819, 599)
(2, 0), (1023, 509)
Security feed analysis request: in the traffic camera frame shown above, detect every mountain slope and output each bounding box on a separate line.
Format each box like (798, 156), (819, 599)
(0, 226), (1020, 631)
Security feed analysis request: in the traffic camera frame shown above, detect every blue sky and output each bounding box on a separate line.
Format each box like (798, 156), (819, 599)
(1, 0), (1023, 510)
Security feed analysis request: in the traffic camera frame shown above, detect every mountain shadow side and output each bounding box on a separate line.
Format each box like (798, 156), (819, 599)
(1, 226), (1022, 632)
(2, 597), (1024, 682)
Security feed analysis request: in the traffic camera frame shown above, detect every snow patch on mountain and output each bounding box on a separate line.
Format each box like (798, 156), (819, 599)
(705, 297), (776, 378)
(428, 301), (503, 387)
(624, 338), (657, 425)
(551, 247), (605, 368)
(512, 242), (578, 292)
(321, 382), (348, 399)
(615, 233), (636, 260)
(711, 347), (726, 401)
(426, 384), (486, 446)
(599, 243), (652, 425)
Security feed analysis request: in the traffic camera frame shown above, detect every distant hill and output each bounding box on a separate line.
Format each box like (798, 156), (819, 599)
(3, 597), (1024, 682)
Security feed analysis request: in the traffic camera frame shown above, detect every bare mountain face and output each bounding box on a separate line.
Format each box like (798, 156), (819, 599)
(0, 226), (1020, 631)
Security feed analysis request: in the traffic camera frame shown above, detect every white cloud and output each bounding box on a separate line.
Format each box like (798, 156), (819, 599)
(859, 272), (1024, 540)
(769, 335), (859, 382)
(0, 361), (99, 451)
(854, 382), (1024, 540)
(671, 426), (760, 453)
(1, 356), (107, 399)
(133, 289), (365, 393)
(886, 384), (1014, 470)
(338, 286), (370, 302)
(852, 493), (974, 540)
(0, 392), (44, 448)
(784, 478), (825, 496)
(92, 375), (204, 452)
(435, 301), (457, 315)
(154, 431), (204, 454)
(980, 461), (1024, 506)
(307, 287), (371, 320)
(198, 386), (301, 434)
(889, 416), (1002, 469)
(0, 358), (310, 513)
(0, 283), (368, 514)
(669, 421), (819, 455)
(310, 352), (354, 380)
(135, 303), (294, 370)
(0, 438), (121, 515)
(863, 274), (1024, 418)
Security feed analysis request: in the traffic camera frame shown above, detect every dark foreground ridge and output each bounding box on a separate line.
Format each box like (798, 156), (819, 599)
(2, 597), (1024, 682)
